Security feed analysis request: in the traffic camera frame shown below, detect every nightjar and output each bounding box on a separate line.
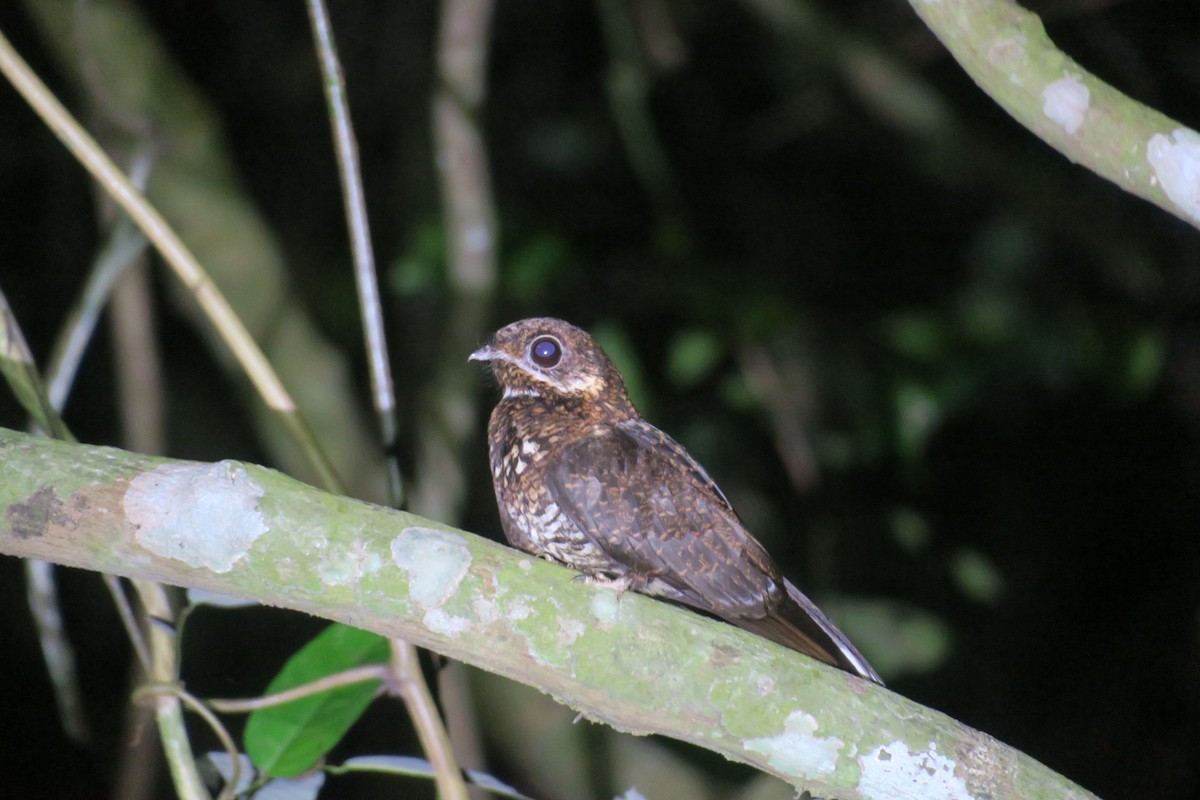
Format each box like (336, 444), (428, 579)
(471, 317), (881, 683)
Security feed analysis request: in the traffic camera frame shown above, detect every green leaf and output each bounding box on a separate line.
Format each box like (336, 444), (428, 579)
(245, 624), (389, 778)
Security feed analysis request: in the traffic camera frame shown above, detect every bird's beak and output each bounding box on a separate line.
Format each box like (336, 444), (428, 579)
(469, 344), (499, 363)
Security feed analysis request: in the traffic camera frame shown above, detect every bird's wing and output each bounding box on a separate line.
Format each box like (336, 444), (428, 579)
(545, 419), (883, 683)
(544, 419), (788, 619)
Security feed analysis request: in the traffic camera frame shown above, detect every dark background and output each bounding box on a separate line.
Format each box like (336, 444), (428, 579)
(1, 1), (1198, 798)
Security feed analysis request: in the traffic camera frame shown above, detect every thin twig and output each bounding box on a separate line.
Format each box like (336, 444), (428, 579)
(208, 663), (388, 713)
(24, 560), (89, 743)
(135, 683), (241, 800)
(102, 575), (153, 673)
(0, 286), (73, 441)
(86, 137), (169, 800)
(5, 136), (161, 765)
(45, 215), (148, 411)
(107, 221), (167, 800)
(0, 283), (89, 744)
(390, 639), (470, 800)
(0, 278), (204, 798)
(427, 1), (500, 790)
(0, 27), (343, 493)
(305, 0), (403, 507)
(130, 580), (211, 800)
(305, 5), (472, 799)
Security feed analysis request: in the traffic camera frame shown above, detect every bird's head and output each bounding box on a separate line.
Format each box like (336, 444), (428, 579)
(470, 317), (634, 413)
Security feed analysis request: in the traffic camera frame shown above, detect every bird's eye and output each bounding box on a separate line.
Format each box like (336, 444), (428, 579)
(530, 336), (562, 368)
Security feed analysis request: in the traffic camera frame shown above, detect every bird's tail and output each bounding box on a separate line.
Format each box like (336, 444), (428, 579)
(746, 579), (883, 685)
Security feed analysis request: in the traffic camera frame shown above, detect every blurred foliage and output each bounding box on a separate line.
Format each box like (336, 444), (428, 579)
(1, 0), (1199, 799)
(666, 327), (724, 389)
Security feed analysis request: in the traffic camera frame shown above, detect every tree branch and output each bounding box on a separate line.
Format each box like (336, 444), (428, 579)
(0, 428), (1097, 800)
(908, 0), (1200, 231)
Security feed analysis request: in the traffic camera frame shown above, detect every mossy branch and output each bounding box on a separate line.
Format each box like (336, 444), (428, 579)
(909, 0), (1200, 231)
(0, 428), (1097, 800)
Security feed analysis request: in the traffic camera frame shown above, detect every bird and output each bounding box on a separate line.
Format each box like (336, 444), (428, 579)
(470, 317), (882, 684)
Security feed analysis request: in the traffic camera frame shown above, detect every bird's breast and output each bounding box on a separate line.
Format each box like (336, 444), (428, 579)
(488, 403), (614, 573)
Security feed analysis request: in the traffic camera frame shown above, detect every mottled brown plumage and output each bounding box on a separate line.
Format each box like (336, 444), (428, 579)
(471, 317), (881, 683)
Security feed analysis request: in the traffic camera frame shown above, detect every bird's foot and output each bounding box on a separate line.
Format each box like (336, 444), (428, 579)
(572, 572), (635, 596)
